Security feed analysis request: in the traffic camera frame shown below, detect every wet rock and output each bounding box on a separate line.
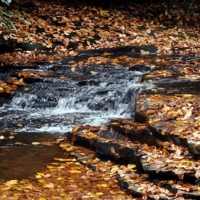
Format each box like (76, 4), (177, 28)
(139, 145), (199, 181)
(135, 112), (149, 123)
(116, 165), (200, 199)
(20, 43), (48, 51)
(96, 138), (121, 158)
(135, 93), (200, 155)
(65, 127), (99, 147)
(108, 119), (160, 147)
(0, 33), (18, 53)
(133, 45), (157, 54)
(116, 168), (176, 199)
(129, 64), (151, 73)
(21, 2), (36, 8)
(0, 92), (12, 106)
(78, 45), (157, 56)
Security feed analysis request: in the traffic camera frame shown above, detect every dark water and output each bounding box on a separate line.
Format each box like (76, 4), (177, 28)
(0, 132), (69, 181)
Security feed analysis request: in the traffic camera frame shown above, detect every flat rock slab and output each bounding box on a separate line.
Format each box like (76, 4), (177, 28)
(139, 145), (200, 181)
(117, 166), (200, 199)
(143, 65), (200, 94)
(108, 119), (161, 147)
(135, 94), (200, 154)
(65, 124), (200, 181)
(65, 125), (146, 163)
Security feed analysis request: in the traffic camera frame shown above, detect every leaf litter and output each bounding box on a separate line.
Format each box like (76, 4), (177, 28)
(0, 0), (200, 199)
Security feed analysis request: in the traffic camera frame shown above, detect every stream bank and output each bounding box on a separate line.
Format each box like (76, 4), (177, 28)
(0, 52), (200, 198)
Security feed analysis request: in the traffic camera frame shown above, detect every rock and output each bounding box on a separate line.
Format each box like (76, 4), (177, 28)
(78, 45), (157, 56)
(20, 43), (47, 51)
(139, 145), (198, 181)
(108, 119), (160, 147)
(0, 92), (12, 106)
(129, 64), (151, 73)
(135, 93), (200, 155)
(0, 33), (18, 53)
(133, 45), (158, 54)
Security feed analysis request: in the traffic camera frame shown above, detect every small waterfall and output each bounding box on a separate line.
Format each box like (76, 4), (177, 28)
(0, 66), (152, 134)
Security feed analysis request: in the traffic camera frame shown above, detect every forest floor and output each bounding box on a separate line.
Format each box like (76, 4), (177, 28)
(0, 0), (200, 199)
(0, 0), (199, 65)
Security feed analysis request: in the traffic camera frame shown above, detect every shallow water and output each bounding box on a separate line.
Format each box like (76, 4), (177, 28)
(0, 58), (153, 180)
(0, 66), (151, 134)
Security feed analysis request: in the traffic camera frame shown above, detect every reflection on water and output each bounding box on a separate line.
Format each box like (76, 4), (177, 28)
(0, 132), (69, 181)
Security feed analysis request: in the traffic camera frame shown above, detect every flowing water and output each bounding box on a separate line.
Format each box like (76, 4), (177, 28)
(0, 59), (153, 180)
(1, 55), (199, 181)
(0, 65), (152, 134)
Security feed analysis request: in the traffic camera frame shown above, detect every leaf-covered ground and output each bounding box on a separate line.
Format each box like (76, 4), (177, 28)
(0, 0), (199, 65)
(0, 0), (200, 199)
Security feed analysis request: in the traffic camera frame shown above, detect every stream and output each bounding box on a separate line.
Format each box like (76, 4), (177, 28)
(1, 53), (199, 182)
(0, 64), (152, 134)
(0, 55), (153, 181)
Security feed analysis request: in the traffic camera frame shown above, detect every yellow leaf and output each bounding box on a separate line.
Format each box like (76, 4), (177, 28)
(95, 192), (103, 195)
(38, 179), (45, 183)
(32, 142), (40, 145)
(82, 160), (87, 164)
(35, 175), (42, 179)
(101, 183), (108, 187)
(146, 110), (155, 115)
(54, 158), (75, 162)
(72, 126), (79, 132)
(168, 180), (174, 184)
(44, 182), (54, 188)
(66, 147), (73, 152)
(161, 130), (166, 135)
(97, 183), (107, 187)
(19, 78), (24, 83)
(15, 142), (22, 145)
(99, 9), (105, 16)
(37, 172), (44, 176)
(5, 180), (18, 186)
(127, 164), (136, 170)
(163, 105), (170, 112)
(110, 166), (119, 173)
(140, 49), (149, 55)
(69, 170), (81, 174)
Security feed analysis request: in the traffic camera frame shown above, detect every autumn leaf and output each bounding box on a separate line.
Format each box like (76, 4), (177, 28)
(182, 109), (192, 120)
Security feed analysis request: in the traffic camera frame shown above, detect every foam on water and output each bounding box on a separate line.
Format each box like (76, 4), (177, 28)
(0, 69), (153, 134)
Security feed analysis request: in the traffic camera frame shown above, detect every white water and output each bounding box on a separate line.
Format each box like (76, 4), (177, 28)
(0, 70), (153, 134)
